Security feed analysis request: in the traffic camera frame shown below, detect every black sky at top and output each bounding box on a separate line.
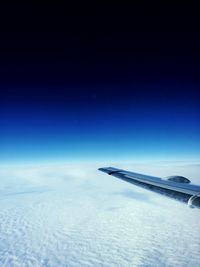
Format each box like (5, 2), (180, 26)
(0, 4), (200, 105)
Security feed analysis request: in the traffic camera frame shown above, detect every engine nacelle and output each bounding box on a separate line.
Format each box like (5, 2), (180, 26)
(188, 194), (200, 208)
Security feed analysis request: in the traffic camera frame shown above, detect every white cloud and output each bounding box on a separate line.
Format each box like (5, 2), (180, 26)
(0, 162), (199, 266)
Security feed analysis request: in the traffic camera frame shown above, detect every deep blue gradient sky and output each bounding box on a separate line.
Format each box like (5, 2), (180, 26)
(1, 82), (199, 163)
(0, 5), (200, 164)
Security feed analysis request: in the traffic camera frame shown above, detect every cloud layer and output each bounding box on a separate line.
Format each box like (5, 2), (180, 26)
(0, 162), (199, 266)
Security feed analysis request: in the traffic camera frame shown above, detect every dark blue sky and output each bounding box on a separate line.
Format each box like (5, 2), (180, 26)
(0, 5), (200, 163)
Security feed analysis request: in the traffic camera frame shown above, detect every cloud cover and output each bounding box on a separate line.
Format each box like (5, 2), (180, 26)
(0, 162), (199, 267)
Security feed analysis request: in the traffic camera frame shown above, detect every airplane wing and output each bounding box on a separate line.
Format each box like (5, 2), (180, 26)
(98, 167), (200, 209)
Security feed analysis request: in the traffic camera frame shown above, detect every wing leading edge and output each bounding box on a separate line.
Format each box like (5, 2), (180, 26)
(98, 167), (200, 209)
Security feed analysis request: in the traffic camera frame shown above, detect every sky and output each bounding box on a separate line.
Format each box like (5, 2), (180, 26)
(0, 5), (200, 266)
(0, 5), (200, 164)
